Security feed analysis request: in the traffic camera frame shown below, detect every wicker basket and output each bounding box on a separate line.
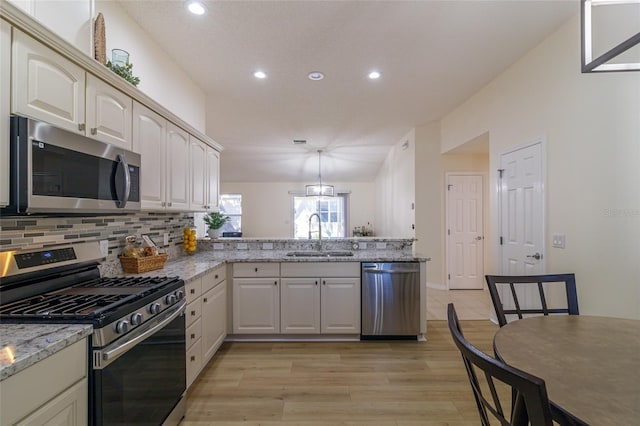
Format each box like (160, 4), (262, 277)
(119, 253), (168, 274)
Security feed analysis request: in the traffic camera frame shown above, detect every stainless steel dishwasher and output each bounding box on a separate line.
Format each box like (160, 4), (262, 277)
(361, 262), (421, 338)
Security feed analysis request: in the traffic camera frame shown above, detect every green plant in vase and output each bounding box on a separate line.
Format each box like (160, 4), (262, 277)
(203, 212), (230, 239)
(106, 61), (140, 87)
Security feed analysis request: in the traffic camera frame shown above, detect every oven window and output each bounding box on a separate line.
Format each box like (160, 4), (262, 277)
(92, 314), (186, 425)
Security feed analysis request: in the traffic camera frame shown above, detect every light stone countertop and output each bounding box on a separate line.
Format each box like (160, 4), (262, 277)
(0, 323), (93, 381)
(120, 249), (429, 283)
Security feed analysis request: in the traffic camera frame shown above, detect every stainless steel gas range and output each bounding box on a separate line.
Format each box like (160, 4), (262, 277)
(0, 242), (187, 425)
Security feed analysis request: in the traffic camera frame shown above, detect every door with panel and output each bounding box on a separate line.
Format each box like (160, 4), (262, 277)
(85, 75), (132, 150)
(166, 123), (190, 211)
(201, 270), (227, 363)
(189, 137), (207, 211)
(447, 174), (484, 289)
(12, 29), (85, 134)
(320, 277), (360, 334)
(133, 102), (167, 210)
(233, 278), (280, 334)
(280, 278), (321, 334)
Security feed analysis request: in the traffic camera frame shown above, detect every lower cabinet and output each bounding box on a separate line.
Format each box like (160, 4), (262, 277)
(185, 265), (227, 389)
(0, 339), (88, 425)
(232, 262), (360, 335)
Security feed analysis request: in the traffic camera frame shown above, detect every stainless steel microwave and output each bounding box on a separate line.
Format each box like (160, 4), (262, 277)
(3, 115), (141, 215)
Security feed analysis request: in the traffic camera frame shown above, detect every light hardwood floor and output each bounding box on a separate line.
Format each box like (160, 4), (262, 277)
(183, 320), (500, 425)
(427, 287), (493, 321)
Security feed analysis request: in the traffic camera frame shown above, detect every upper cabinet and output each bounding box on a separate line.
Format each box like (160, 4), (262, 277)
(190, 137), (220, 212)
(1, 20), (11, 208)
(133, 101), (167, 210)
(12, 28), (85, 134)
(86, 74), (132, 150)
(166, 123), (190, 211)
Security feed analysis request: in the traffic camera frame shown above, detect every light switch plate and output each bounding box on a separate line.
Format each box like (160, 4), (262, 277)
(237, 243), (248, 250)
(359, 242), (367, 250)
(552, 234), (566, 249)
(262, 242), (274, 250)
(99, 240), (108, 257)
(163, 233), (170, 246)
(213, 243), (224, 250)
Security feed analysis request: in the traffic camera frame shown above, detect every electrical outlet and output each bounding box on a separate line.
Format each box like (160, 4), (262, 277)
(213, 243), (224, 250)
(99, 240), (108, 257)
(163, 233), (170, 246)
(359, 242), (367, 249)
(262, 242), (274, 250)
(552, 234), (566, 249)
(237, 243), (248, 250)
(376, 242), (387, 249)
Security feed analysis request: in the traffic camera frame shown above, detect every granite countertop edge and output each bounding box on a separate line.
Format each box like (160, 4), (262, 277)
(0, 324), (93, 381)
(122, 250), (430, 283)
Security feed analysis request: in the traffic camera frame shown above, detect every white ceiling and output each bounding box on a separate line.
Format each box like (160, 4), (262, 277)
(116, 0), (578, 183)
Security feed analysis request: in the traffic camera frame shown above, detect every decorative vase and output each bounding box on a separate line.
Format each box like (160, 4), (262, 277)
(208, 228), (220, 239)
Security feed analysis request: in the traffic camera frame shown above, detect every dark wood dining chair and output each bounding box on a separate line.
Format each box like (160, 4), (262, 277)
(485, 274), (579, 327)
(447, 303), (554, 426)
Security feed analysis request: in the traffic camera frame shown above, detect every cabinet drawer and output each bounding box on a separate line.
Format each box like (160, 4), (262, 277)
(186, 317), (202, 350)
(185, 278), (202, 304)
(202, 266), (226, 294)
(281, 262), (360, 277)
(186, 299), (202, 327)
(186, 339), (202, 388)
(233, 262), (280, 277)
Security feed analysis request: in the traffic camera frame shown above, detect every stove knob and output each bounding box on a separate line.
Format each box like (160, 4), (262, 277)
(148, 303), (161, 315)
(130, 313), (143, 326)
(165, 294), (177, 305)
(115, 320), (129, 334)
(175, 290), (185, 300)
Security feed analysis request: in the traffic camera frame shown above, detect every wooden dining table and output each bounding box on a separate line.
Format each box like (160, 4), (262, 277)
(493, 315), (640, 425)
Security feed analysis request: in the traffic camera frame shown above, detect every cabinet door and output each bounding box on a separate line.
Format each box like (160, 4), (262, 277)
(166, 123), (190, 211)
(189, 137), (207, 212)
(186, 338), (202, 389)
(12, 29), (85, 133)
(133, 102), (167, 210)
(280, 278), (320, 334)
(0, 20), (10, 207)
(321, 277), (361, 334)
(86, 74), (132, 149)
(14, 378), (87, 426)
(206, 147), (220, 210)
(202, 279), (227, 363)
(233, 278), (280, 334)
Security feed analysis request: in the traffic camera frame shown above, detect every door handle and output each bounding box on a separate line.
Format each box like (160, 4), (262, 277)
(474, 236), (483, 241)
(526, 253), (542, 260)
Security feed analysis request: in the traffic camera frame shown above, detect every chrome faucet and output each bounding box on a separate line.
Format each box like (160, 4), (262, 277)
(308, 213), (322, 250)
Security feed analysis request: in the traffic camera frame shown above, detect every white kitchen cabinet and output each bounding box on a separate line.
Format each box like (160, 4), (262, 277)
(320, 277), (361, 334)
(1, 20), (10, 208)
(233, 264), (280, 333)
(201, 268), (227, 363)
(0, 339), (88, 426)
(166, 122), (190, 211)
(86, 74), (132, 150)
(133, 101), (166, 209)
(280, 278), (321, 334)
(206, 146), (220, 210)
(12, 28), (85, 134)
(185, 265), (227, 389)
(280, 262), (361, 335)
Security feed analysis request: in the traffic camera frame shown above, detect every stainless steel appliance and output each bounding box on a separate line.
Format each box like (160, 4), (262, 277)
(0, 243), (186, 425)
(3, 115), (141, 215)
(361, 262), (420, 338)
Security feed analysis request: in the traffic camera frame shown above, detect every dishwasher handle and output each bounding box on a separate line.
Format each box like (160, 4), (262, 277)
(363, 268), (419, 274)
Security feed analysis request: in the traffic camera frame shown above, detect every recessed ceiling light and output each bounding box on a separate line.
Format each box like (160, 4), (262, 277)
(185, 0), (206, 15)
(308, 71), (325, 81)
(368, 71), (381, 79)
(254, 70), (267, 79)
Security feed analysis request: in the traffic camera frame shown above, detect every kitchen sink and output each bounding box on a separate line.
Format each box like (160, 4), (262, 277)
(286, 251), (354, 257)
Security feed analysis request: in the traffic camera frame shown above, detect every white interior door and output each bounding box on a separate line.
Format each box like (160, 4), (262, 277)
(447, 174), (484, 289)
(499, 141), (545, 275)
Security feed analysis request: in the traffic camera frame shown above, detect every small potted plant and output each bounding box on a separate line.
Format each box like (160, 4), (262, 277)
(203, 211), (230, 239)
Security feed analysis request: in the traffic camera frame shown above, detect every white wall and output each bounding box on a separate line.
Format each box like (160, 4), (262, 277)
(441, 16), (640, 319)
(95, 0), (206, 132)
(220, 181), (376, 238)
(375, 129), (416, 238)
(413, 123), (489, 288)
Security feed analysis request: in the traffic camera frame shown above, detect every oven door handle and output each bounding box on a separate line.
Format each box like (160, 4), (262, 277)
(94, 300), (186, 369)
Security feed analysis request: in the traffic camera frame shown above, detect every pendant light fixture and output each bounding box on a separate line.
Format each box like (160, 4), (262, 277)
(306, 150), (334, 197)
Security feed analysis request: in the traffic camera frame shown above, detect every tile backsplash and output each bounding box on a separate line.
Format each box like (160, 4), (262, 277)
(0, 212), (195, 274)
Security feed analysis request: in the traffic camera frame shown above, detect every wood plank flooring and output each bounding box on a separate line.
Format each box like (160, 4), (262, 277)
(183, 320), (501, 425)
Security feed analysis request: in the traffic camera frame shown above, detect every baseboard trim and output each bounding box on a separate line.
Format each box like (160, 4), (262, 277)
(427, 282), (446, 290)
